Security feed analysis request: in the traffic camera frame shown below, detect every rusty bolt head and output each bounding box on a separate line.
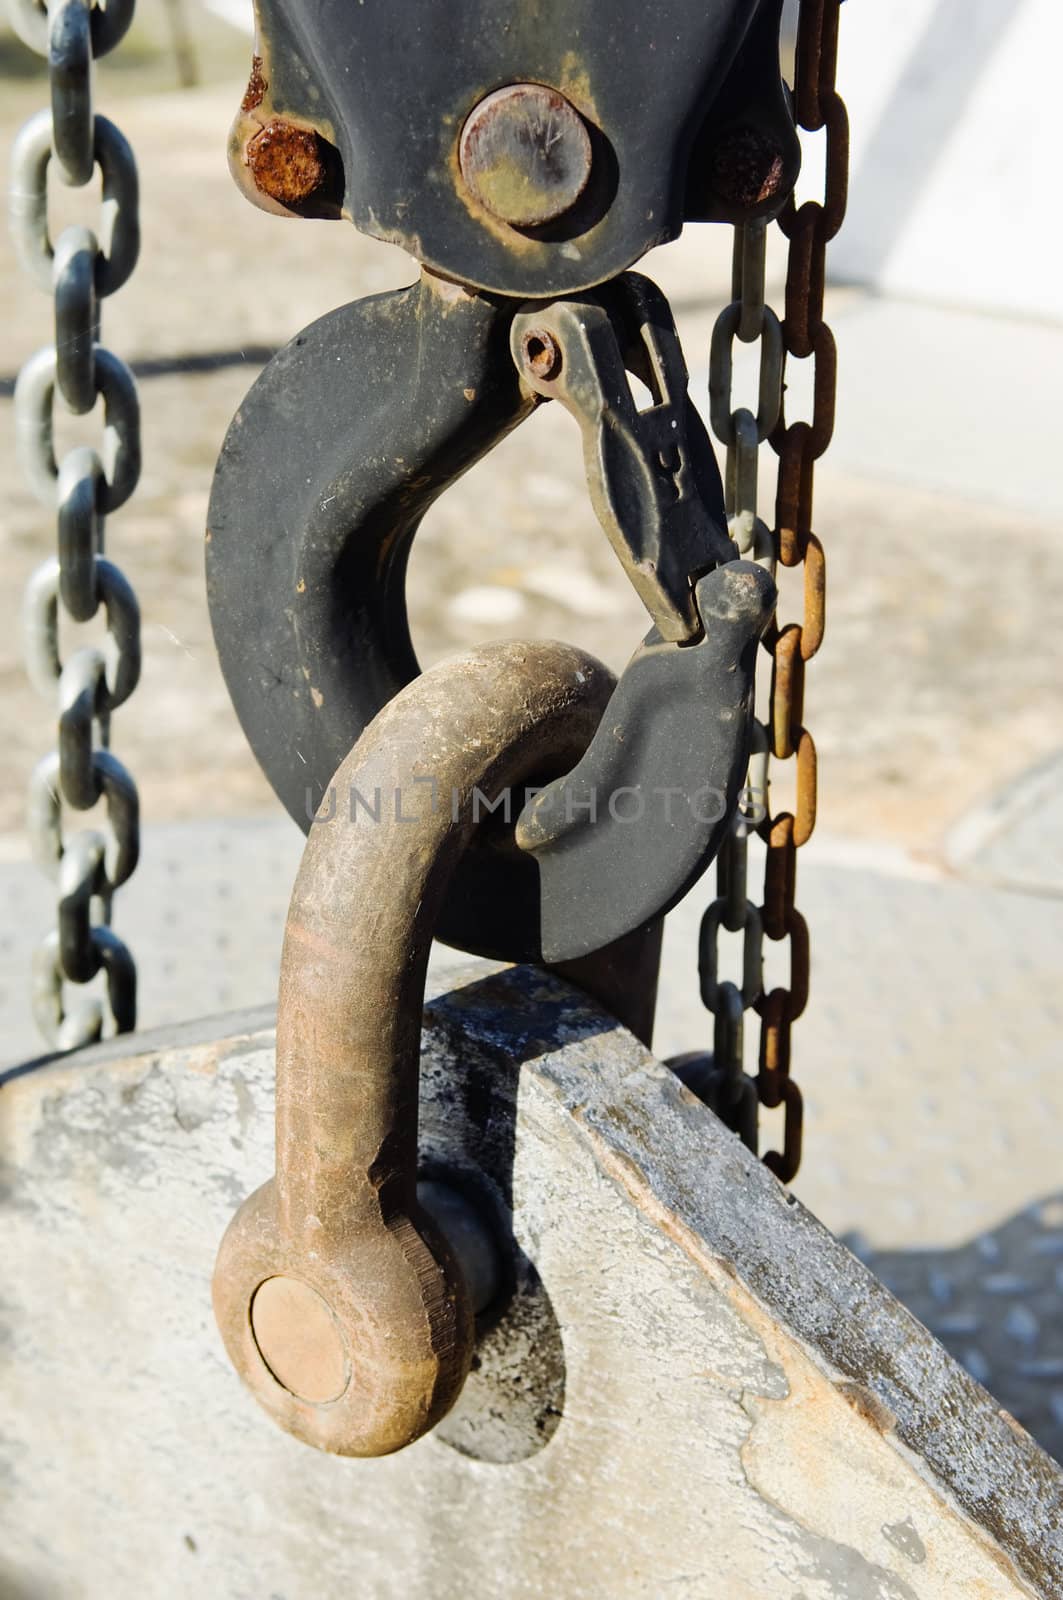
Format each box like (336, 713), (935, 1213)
(246, 120), (328, 208)
(710, 125), (788, 211)
(519, 328), (563, 383)
(459, 83), (592, 228)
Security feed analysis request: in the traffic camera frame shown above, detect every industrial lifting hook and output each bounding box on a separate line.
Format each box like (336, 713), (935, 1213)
(207, 270), (776, 961)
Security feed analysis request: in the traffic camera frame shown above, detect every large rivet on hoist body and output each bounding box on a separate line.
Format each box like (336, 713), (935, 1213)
(459, 83), (593, 227)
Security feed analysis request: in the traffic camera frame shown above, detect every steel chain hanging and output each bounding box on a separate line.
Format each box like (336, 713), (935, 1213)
(703, 0), (847, 1182)
(8, 0), (143, 1049)
(696, 217), (779, 1155)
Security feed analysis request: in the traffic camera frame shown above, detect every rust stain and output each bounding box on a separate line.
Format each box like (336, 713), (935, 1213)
(555, 54), (599, 127)
(180, 1043), (226, 1080)
(836, 1379), (896, 1435)
(241, 54), (267, 113)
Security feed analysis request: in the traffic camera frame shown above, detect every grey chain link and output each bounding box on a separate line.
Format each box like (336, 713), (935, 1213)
(8, 0), (142, 1049)
(698, 218), (782, 1148)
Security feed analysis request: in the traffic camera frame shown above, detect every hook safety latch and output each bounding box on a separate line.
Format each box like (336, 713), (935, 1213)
(507, 273), (775, 958)
(512, 272), (736, 644)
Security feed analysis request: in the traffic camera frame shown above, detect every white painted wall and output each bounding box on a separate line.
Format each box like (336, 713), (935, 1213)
(201, 0), (253, 32)
(832, 0), (1063, 320)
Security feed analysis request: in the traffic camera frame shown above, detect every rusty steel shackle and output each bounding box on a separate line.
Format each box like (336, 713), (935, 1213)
(213, 639), (665, 1456)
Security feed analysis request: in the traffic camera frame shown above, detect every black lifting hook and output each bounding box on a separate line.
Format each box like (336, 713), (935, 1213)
(207, 271), (775, 962)
(206, 0), (797, 963)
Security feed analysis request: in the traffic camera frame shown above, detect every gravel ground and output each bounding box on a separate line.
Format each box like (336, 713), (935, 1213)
(1, 53), (1059, 855)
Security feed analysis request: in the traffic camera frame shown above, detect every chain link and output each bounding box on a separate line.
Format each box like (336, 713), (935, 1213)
(699, 0), (847, 1182)
(757, 0), (847, 1180)
(691, 216), (778, 1151)
(8, 0), (142, 1049)
(8, 0), (133, 59)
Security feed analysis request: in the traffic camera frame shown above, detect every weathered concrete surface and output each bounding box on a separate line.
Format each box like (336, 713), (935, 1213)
(2, 966), (1061, 1600)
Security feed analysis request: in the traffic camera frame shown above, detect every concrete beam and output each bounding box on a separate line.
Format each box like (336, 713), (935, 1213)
(2, 965), (1060, 1597)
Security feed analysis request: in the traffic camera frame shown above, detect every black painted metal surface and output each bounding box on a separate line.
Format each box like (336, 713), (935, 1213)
(517, 563), (776, 961)
(207, 268), (774, 960)
(208, 1), (798, 963)
(230, 0), (799, 295)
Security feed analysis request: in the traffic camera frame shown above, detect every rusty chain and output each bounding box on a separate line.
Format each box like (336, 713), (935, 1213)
(702, 0), (847, 1182)
(8, 0), (143, 1049)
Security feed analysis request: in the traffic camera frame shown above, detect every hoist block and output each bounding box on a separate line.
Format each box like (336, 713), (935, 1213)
(229, 0), (799, 295)
(2, 969), (1059, 1599)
